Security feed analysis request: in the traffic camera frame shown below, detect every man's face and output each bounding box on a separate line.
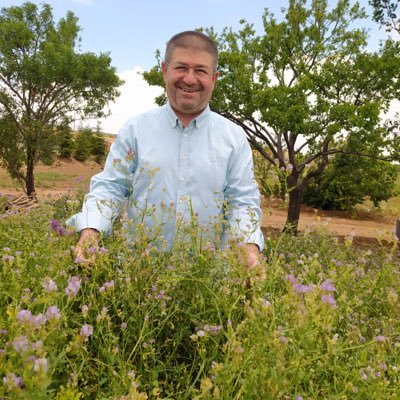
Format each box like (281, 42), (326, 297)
(162, 47), (218, 122)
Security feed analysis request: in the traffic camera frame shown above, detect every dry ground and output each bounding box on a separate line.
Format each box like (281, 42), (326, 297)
(1, 159), (398, 242)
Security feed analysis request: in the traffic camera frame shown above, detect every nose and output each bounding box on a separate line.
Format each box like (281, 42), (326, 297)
(182, 68), (196, 85)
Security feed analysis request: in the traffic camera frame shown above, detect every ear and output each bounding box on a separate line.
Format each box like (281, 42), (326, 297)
(212, 70), (219, 84)
(161, 61), (168, 77)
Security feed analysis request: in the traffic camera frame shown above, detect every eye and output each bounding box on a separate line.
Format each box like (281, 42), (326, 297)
(175, 66), (188, 72)
(195, 68), (208, 75)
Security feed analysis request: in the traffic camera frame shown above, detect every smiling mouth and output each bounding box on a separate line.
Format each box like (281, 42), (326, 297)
(178, 86), (200, 93)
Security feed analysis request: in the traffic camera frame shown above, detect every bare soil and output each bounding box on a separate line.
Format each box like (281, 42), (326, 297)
(1, 159), (398, 243)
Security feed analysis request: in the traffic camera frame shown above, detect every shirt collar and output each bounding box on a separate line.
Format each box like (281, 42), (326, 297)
(165, 102), (210, 130)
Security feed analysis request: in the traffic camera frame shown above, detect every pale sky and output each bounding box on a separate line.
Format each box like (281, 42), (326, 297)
(1, 0), (394, 134)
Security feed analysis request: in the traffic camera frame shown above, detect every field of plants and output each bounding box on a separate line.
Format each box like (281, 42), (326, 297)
(0, 189), (399, 399)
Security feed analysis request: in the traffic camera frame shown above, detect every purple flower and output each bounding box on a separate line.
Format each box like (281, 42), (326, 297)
(66, 276), (81, 298)
(33, 357), (48, 373)
(2, 254), (14, 262)
(121, 322), (127, 330)
(294, 284), (312, 293)
(321, 294), (337, 307)
(374, 335), (386, 342)
(45, 306), (61, 321)
(12, 335), (30, 353)
(50, 219), (66, 236)
(41, 277), (58, 293)
(32, 313), (47, 329)
(17, 310), (33, 325)
(286, 274), (298, 284)
(80, 324), (93, 339)
(320, 280), (336, 292)
(3, 372), (24, 390)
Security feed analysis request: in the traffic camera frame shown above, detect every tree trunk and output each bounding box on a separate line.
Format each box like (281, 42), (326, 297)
(26, 162), (35, 196)
(283, 186), (303, 235)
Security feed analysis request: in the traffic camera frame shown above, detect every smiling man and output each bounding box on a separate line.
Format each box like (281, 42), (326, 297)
(67, 31), (264, 267)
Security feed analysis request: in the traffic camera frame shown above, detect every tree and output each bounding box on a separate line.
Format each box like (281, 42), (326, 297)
(0, 2), (122, 195)
(369, 0), (399, 34)
(144, 0), (400, 233)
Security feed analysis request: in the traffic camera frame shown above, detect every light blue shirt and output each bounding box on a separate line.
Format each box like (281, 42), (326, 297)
(66, 103), (264, 250)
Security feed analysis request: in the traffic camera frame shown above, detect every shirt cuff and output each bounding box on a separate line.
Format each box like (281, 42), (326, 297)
(65, 211), (113, 236)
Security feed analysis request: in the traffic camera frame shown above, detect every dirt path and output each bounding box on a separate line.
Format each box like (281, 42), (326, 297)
(1, 159), (398, 241)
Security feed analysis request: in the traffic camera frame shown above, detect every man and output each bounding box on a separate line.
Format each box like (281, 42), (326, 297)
(67, 31), (263, 267)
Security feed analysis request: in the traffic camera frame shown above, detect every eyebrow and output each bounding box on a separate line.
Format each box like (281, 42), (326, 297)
(174, 61), (210, 69)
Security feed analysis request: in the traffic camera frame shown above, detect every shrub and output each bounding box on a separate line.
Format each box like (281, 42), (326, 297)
(303, 154), (398, 211)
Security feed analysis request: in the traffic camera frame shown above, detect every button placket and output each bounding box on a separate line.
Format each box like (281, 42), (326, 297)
(176, 129), (190, 215)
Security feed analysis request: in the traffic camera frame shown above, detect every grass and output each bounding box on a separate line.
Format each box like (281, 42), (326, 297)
(0, 171), (77, 190)
(0, 191), (399, 399)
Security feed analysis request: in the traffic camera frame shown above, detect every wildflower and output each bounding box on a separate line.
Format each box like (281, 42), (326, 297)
(126, 148), (135, 161)
(286, 274), (298, 284)
(14, 251), (22, 256)
(374, 335), (386, 342)
(3, 373), (24, 390)
(280, 335), (288, 344)
(33, 358), (48, 374)
(104, 280), (115, 290)
(80, 324), (93, 339)
(197, 330), (205, 337)
(294, 283), (312, 293)
(2, 254), (14, 262)
(12, 335), (30, 353)
(41, 277), (58, 293)
(50, 219), (66, 236)
(121, 322), (127, 330)
(81, 305), (89, 317)
(320, 279), (336, 292)
(32, 313), (47, 329)
(65, 276), (81, 298)
(17, 310), (33, 325)
(45, 306), (61, 321)
(321, 294), (337, 308)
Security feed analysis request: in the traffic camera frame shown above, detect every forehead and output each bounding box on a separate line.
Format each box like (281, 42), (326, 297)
(169, 47), (214, 67)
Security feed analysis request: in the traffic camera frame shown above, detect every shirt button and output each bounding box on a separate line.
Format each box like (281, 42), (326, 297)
(183, 133), (188, 138)
(180, 177), (185, 182)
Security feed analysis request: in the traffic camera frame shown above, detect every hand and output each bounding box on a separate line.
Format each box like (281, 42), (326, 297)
(74, 228), (100, 265)
(244, 243), (260, 268)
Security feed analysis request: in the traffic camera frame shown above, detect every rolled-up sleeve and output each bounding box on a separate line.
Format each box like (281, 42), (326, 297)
(66, 127), (136, 236)
(224, 133), (264, 251)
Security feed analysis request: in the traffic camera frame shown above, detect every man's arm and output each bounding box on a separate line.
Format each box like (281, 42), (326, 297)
(224, 130), (264, 265)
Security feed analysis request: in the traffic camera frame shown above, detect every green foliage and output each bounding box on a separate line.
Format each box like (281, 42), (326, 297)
(73, 128), (106, 164)
(369, 0), (399, 33)
(303, 154), (399, 211)
(0, 195), (399, 398)
(0, 2), (122, 195)
(59, 128), (74, 159)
